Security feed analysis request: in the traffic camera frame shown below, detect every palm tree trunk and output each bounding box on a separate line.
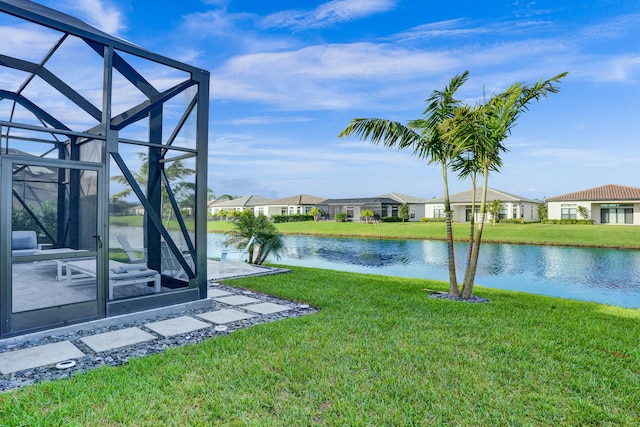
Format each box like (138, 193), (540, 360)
(461, 169), (489, 298)
(442, 161), (459, 297)
(466, 177), (477, 269)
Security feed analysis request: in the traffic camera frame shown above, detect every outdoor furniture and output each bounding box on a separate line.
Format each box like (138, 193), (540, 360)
(64, 259), (161, 299)
(11, 231), (47, 256)
(220, 236), (255, 263)
(161, 242), (194, 280)
(37, 248), (91, 280)
(116, 235), (146, 263)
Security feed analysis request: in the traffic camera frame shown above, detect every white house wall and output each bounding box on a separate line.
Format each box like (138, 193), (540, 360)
(426, 201), (540, 222)
(548, 201), (591, 221)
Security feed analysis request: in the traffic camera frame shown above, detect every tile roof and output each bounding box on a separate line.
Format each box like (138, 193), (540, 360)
(377, 193), (428, 203)
(319, 197), (400, 204)
(546, 184), (640, 202)
(425, 187), (537, 204)
(260, 194), (326, 206)
(209, 195), (271, 207)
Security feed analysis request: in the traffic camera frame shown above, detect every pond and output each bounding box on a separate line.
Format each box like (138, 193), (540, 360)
(110, 227), (640, 308)
(207, 233), (640, 308)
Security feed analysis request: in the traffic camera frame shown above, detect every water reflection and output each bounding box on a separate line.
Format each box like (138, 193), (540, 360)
(206, 231), (640, 308)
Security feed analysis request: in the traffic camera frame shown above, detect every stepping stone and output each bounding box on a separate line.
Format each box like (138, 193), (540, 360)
(144, 316), (211, 337)
(207, 288), (233, 298)
(80, 327), (155, 353)
(0, 341), (85, 375)
(213, 295), (260, 306)
(244, 302), (292, 315)
(196, 309), (255, 324)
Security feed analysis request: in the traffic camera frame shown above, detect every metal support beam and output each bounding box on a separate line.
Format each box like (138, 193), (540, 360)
(0, 53), (102, 121)
(110, 79), (197, 131)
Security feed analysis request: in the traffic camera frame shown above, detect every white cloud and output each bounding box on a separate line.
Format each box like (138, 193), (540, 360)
(578, 13), (640, 42)
(389, 18), (554, 42)
(61, 0), (126, 35)
(527, 148), (638, 168)
(262, 0), (396, 30)
(220, 116), (312, 125)
(0, 24), (61, 60)
(210, 43), (462, 109)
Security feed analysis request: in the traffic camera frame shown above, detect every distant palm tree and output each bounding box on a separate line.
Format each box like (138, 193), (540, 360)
(361, 209), (375, 224)
(309, 207), (324, 221)
(110, 152), (195, 225)
(339, 71), (470, 297)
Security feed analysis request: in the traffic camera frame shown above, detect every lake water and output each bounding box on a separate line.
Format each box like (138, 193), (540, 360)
(110, 226), (640, 308)
(208, 233), (640, 308)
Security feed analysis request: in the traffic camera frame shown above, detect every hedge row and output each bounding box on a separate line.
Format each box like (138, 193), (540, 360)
(271, 214), (315, 223)
(541, 218), (594, 225)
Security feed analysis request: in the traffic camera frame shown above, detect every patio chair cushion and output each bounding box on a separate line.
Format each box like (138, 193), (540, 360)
(110, 263), (148, 274)
(12, 231), (37, 250)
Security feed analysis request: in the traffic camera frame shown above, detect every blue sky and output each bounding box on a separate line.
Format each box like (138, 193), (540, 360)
(4, 0), (640, 201)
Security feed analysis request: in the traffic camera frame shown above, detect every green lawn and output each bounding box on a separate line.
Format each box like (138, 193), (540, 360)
(2, 267), (639, 425)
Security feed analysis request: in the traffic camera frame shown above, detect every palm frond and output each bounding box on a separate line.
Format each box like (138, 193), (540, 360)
(338, 118), (423, 150)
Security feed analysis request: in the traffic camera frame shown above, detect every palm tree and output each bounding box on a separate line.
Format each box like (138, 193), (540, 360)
(110, 152), (195, 225)
(444, 72), (568, 298)
(361, 209), (375, 224)
(309, 207), (324, 221)
(225, 210), (285, 264)
(339, 71), (469, 297)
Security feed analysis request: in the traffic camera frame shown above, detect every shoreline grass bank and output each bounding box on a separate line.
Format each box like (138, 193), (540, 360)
(110, 216), (640, 249)
(1, 266), (638, 425)
(209, 220), (640, 250)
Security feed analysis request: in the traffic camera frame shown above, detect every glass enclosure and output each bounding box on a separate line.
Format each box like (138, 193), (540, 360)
(0, 1), (209, 337)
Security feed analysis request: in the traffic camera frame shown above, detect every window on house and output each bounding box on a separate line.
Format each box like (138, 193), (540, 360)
(281, 207), (288, 215)
(561, 204), (577, 220)
(433, 207), (445, 218)
(410, 206), (416, 219)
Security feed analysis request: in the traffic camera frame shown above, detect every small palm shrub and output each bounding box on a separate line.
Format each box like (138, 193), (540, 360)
(335, 212), (347, 222)
(225, 210), (285, 264)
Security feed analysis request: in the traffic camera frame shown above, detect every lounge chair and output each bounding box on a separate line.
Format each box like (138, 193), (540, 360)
(160, 242), (194, 280)
(220, 235), (255, 263)
(116, 235), (146, 263)
(64, 259), (161, 299)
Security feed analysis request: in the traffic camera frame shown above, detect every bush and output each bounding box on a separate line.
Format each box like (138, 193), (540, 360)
(499, 218), (526, 224)
(271, 214), (314, 223)
(420, 217), (447, 223)
(381, 216), (402, 223)
(541, 219), (594, 225)
(335, 212), (348, 222)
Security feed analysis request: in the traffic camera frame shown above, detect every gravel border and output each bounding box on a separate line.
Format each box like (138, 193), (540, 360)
(428, 292), (491, 303)
(0, 281), (317, 392)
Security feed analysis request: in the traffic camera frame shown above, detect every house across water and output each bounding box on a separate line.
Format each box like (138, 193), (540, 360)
(547, 184), (640, 224)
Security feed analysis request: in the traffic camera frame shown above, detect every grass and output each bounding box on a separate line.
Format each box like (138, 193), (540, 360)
(1, 267), (639, 425)
(208, 219), (640, 249)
